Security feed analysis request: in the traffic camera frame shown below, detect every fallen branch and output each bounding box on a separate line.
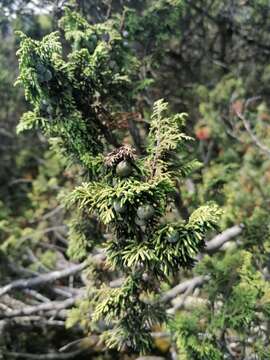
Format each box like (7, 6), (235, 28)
(0, 297), (78, 319)
(168, 295), (208, 314)
(205, 224), (243, 253)
(0, 261), (87, 298)
(2, 349), (85, 360)
(23, 289), (51, 303)
(10, 316), (66, 327)
(161, 275), (208, 303)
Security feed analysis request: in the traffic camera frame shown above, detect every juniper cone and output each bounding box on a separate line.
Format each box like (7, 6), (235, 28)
(166, 229), (179, 243)
(135, 217), (146, 227)
(15, 4), (223, 355)
(116, 160), (132, 177)
(137, 204), (155, 221)
(113, 200), (127, 214)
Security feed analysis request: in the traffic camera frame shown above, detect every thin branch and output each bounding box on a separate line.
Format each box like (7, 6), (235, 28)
(14, 225), (68, 246)
(58, 338), (85, 353)
(0, 297), (78, 319)
(0, 128), (13, 138)
(26, 248), (51, 272)
(2, 349), (86, 360)
(105, 0), (113, 19)
(41, 205), (64, 221)
(205, 224), (243, 253)
(161, 275), (208, 303)
(150, 125), (161, 178)
(9, 316), (66, 327)
(136, 356), (166, 360)
(0, 303), (12, 312)
(167, 279), (200, 314)
(168, 295), (208, 314)
(236, 110), (270, 158)
(51, 286), (77, 298)
(0, 261), (87, 298)
(22, 289), (51, 303)
(6, 262), (73, 299)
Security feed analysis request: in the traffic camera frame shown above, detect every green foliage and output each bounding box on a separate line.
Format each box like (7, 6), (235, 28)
(172, 251), (270, 358)
(146, 99), (192, 178)
(170, 310), (223, 360)
(124, 0), (185, 58)
(16, 9), (221, 351)
(92, 276), (166, 352)
(15, 9), (141, 170)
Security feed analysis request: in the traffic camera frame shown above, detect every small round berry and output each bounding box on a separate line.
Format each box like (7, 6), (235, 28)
(116, 160), (132, 177)
(167, 230), (179, 243)
(113, 200), (127, 214)
(137, 204), (155, 220)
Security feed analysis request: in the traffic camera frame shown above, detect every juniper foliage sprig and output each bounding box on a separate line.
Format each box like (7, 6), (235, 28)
(16, 8), (221, 353)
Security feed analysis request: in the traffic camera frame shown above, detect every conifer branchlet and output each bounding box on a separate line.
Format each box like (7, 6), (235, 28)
(16, 8), (221, 352)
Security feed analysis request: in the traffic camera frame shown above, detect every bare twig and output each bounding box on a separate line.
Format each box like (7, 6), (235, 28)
(41, 205), (64, 221)
(205, 224), (243, 253)
(26, 248), (51, 272)
(0, 297), (78, 319)
(168, 295), (208, 314)
(0, 303), (12, 312)
(236, 110), (270, 158)
(58, 338), (85, 352)
(161, 275), (208, 303)
(9, 316), (66, 327)
(136, 357), (166, 360)
(2, 349), (86, 359)
(105, 0), (112, 19)
(167, 279), (202, 313)
(14, 225), (68, 247)
(0, 128), (13, 138)
(23, 289), (50, 303)
(0, 261), (87, 298)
